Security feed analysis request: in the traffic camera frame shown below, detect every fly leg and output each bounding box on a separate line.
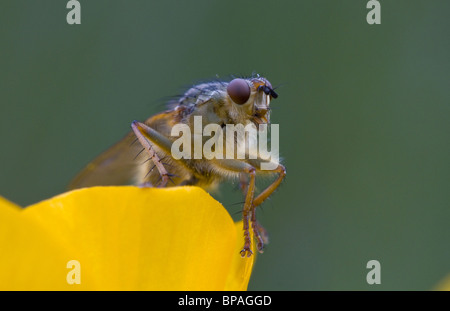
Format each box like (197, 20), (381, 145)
(251, 212), (269, 253)
(211, 159), (259, 257)
(252, 164), (286, 208)
(245, 160), (287, 252)
(131, 121), (174, 187)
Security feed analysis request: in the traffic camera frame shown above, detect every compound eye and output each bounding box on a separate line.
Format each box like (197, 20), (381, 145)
(227, 78), (251, 105)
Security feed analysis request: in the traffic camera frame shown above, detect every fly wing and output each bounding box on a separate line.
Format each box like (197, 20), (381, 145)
(68, 132), (145, 189)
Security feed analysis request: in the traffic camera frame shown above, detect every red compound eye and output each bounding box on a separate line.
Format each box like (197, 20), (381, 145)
(227, 78), (251, 105)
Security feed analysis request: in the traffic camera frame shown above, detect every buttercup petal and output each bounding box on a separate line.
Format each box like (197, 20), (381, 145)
(0, 186), (255, 290)
(0, 196), (81, 290)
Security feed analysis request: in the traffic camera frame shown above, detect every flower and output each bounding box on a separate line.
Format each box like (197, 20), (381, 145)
(0, 186), (255, 290)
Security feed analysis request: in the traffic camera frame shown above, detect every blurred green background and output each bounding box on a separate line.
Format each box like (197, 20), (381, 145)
(1, 0), (449, 290)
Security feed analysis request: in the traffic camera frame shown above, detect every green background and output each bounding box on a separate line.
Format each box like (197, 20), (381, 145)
(1, 0), (449, 290)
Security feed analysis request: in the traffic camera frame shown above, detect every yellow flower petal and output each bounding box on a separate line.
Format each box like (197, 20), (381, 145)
(0, 196), (21, 210)
(0, 196), (77, 290)
(1, 186), (255, 290)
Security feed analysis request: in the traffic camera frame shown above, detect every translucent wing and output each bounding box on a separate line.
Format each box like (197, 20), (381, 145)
(68, 132), (145, 189)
